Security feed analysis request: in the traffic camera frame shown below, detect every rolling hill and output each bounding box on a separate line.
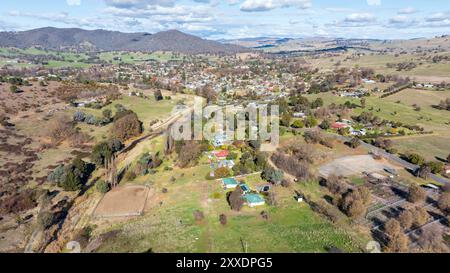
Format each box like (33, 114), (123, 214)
(0, 27), (249, 55)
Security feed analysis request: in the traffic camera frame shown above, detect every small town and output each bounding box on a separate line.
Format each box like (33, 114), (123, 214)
(0, 0), (449, 262)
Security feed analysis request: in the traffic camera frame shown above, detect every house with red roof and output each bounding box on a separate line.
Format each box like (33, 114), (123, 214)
(331, 122), (350, 130)
(445, 165), (450, 175)
(213, 150), (229, 159)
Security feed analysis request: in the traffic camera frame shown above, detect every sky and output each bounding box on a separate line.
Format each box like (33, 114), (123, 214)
(0, 0), (449, 40)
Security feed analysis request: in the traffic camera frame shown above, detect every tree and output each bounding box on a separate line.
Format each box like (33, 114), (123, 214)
(384, 218), (401, 237)
(228, 187), (244, 211)
(411, 206), (429, 228)
(384, 219), (409, 253)
(304, 115), (318, 128)
(325, 174), (347, 195)
(176, 141), (203, 168)
(96, 180), (110, 194)
(407, 184), (427, 203)
(280, 112), (292, 127)
(91, 141), (113, 166)
(37, 211), (54, 230)
(102, 109), (112, 120)
(48, 165), (65, 184)
(319, 119), (331, 130)
(416, 165), (431, 179)
(311, 98), (324, 109)
(60, 167), (82, 191)
(112, 111), (143, 141)
(73, 111), (86, 122)
(348, 138), (361, 149)
(408, 153), (425, 165)
(339, 189), (367, 219)
(262, 167), (284, 185)
(219, 214), (227, 225)
(438, 192), (450, 213)
(10, 85), (18, 93)
(291, 120), (304, 129)
(398, 210), (413, 230)
(360, 98), (366, 109)
(58, 157), (89, 191)
(425, 161), (444, 174)
(417, 225), (448, 253)
(215, 167), (231, 178)
(154, 89), (163, 101)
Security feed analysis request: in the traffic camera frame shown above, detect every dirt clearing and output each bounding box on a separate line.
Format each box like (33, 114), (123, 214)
(319, 155), (399, 178)
(93, 185), (152, 218)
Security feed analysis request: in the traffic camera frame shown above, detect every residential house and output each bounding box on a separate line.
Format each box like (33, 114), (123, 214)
(445, 166), (450, 175)
(243, 194), (265, 207)
(222, 178), (239, 189)
(212, 132), (229, 147)
(218, 160), (235, 169)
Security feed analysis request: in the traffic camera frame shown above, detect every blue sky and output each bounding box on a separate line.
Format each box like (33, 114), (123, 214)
(0, 0), (449, 40)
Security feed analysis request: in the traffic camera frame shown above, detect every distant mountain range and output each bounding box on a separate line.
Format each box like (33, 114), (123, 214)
(0, 27), (249, 54)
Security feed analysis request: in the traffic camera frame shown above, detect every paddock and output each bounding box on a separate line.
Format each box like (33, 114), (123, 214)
(93, 185), (152, 218)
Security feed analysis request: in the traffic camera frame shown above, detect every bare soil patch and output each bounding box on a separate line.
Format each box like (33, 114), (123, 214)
(93, 185), (151, 218)
(319, 155), (399, 178)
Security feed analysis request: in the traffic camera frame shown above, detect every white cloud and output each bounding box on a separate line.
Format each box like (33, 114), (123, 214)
(67, 0), (81, 6)
(104, 0), (175, 8)
(367, 0), (381, 6)
(398, 7), (418, 15)
(387, 15), (417, 28)
(344, 13), (375, 23)
(240, 0), (312, 12)
(425, 12), (450, 22)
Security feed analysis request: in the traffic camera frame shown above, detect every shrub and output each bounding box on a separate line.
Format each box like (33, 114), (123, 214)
(304, 115), (318, 128)
(347, 138), (361, 149)
(407, 184), (427, 203)
(125, 170), (137, 181)
(215, 167), (231, 178)
(48, 165), (66, 184)
(408, 153), (425, 165)
(261, 167), (284, 185)
(338, 188), (369, 219)
(193, 210), (204, 221)
(73, 111), (86, 122)
(291, 120), (305, 129)
(384, 219), (409, 253)
(96, 180), (110, 194)
(91, 141), (113, 166)
(319, 119), (331, 130)
(37, 211), (54, 230)
(438, 192), (450, 213)
(227, 187), (244, 211)
(219, 214), (227, 225)
(112, 111), (143, 141)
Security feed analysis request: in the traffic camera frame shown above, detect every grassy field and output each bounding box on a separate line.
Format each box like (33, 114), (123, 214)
(307, 50), (450, 80)
(99, 51), (182, 64)
(94, 165), (366, 253)
(305, 91), (450, 162)
(305, 92), (450, 132)
(91, 130), (371, 253)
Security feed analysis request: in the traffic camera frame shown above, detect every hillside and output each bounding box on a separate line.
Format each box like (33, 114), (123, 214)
(225, 35), (450, 54)
(0, 27), (249, 55)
